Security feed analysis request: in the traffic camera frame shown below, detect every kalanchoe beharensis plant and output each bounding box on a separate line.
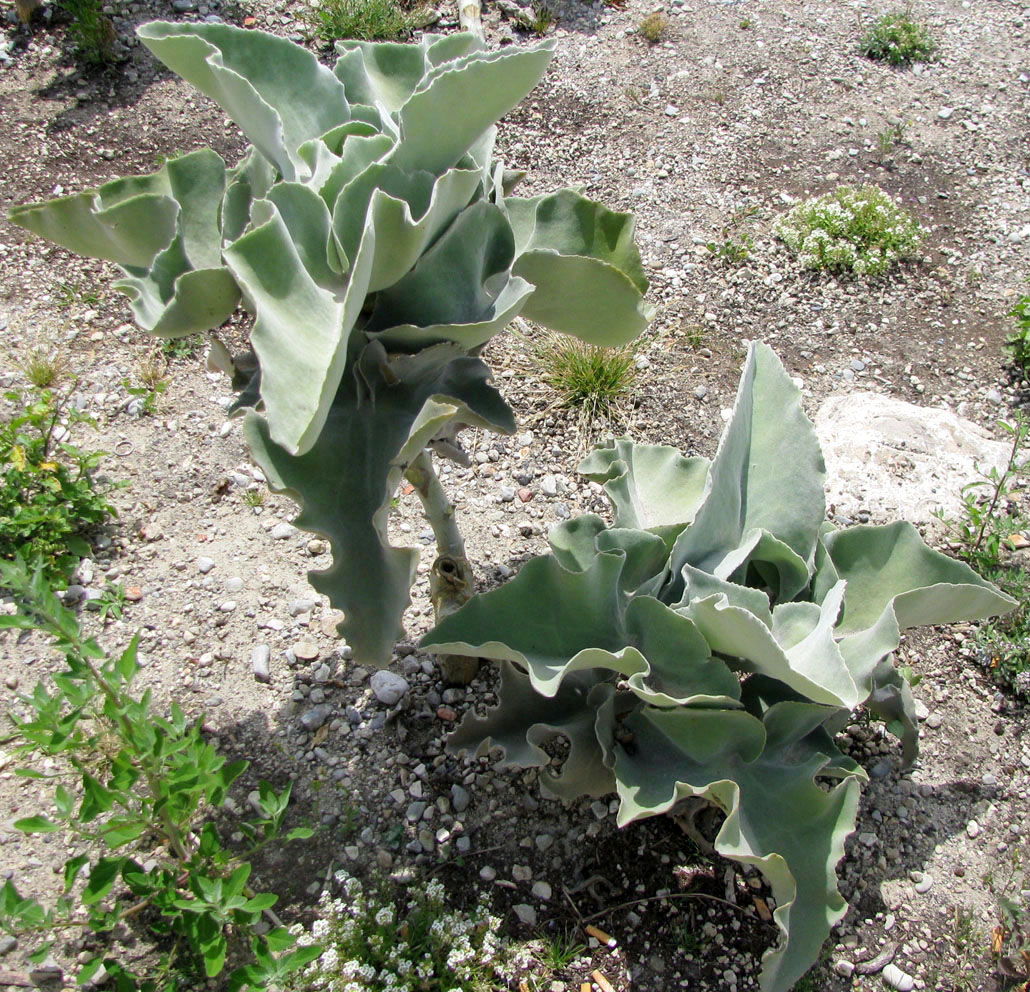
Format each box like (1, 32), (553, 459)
(7, 24), (651, 673)
(422, 343), (1016, 992)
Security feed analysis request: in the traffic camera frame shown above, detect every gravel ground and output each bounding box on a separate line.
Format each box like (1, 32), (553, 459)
(2, 0), (1030, 989)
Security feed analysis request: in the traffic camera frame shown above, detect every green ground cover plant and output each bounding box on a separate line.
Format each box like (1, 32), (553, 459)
(774, 185), (922, 276)
(533, 333), (637, 420)
(56, 0), (117, 64)
(0, 559), (320, 990)
(311, 0), (421, 43)
(0, 385), (118, 585)
(637, 11), (668, 42)
(290, 870), (505, 991)
(859, 12), (936, 66)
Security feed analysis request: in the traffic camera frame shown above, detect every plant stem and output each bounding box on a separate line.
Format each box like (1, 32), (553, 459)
(403, 450), (478, 684)
(974, 419), (1027, 556)
(404, 449), (465, 562)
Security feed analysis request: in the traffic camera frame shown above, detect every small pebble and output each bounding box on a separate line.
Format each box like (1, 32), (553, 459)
(370, 671), (409, 705)
(966, 820), (981, 839)
(251, 645), (271, 682)
(514, 904), (537, 926)
(882, 963), (915, 991)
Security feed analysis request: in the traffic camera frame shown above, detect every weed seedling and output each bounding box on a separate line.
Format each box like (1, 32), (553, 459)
(516, 1), (555, 34)
(55, 280), (100, 309)
(161, 332), (205, 362)
(1005, 284), (1030, 373)
(242, 487), (267, 508)
(706, 233), (753, 264)
(536, 929), (586, 971)
(638, 11), (668, 43)
(859, 11), (936, 66)
(18, 347), (69, 389)
(876, 121), (907, 158)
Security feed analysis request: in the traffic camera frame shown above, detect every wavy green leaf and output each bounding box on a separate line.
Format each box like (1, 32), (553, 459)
(138, 22), (353, 181)
(246, 344), (515, 665)
(609, 703), (860, 992)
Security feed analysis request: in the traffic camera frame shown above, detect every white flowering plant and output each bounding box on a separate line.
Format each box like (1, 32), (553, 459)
(774, 185), (922, 277)
(291, 870), (506, 992)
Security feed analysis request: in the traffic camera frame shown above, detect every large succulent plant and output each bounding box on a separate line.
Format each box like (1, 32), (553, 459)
(8, 24), (651, 667)
(423, 343), (1015, 992)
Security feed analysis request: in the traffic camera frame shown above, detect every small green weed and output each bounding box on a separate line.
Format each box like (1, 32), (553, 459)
(55, 280), (100, 309)
(242, 488), (267, 508)
(1005, 284), (1030, 372)
(706, 233), (753, 264)
(19, 347), (69, 390)
(774, 185), (922, 277)
(57, 0), (117, 63)
(161, 333), (205, 362)
(534, 335), (637, 420)
(517, 2), (555, 34)
(876, 121), (907, 157)
(0, 387), (119, 585)
(638, 11), (668, 43)
(937, 415), (1030, 699)
(683, 325), (707, 350)
(536, 929), (585, 971)
(90, 580), (127, 623)
(860, 12), (936, 66)
(0, 559), (320, 989)
(311, 0), (418, 43)
(738, 17), (752, 29)
(122, 377), (167, 417)
(289, 870), (506, 990)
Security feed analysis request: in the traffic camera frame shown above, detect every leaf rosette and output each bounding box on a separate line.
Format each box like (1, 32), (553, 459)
(423, 342), (1015, 992)
(8, 25), (653, 666)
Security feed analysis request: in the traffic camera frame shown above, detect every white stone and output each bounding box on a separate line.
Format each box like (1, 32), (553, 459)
(370, 670), (409, 706)
(882, 963), (915, 991)
(815, 393), (1011, 524)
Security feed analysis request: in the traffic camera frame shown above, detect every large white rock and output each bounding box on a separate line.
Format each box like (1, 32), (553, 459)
(814, 392), (1011, 524)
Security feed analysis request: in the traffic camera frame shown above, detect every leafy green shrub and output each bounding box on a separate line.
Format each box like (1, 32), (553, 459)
(1005, 285), (1030, 371)
(291, 870), (505, 991)
(57, 0), (117, 64)
(534, 334), (637, 419)
(311, 0), (419, 43)
(424, 344), (1014, 992)
(0, 559), (321, 989)
(774, 185), (922, 277)
(860, 12), (936, 66)
(0, 387), (118, 584)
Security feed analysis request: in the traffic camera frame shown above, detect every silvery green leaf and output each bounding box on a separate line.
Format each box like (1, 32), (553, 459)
(367, 201), (534, 349)
(331, 165), (483, 293)
(505, 190), (652, 346)
(138, 21), (353, 181)
(223, 195), (373, 455)
(448, 662), (618, 800)
(390, 42), (555, 176)
(246, 344), (515, 666)
(608, 703), (860, 992)
(577, 438), (710, 533)
(667, 342), (824, 601)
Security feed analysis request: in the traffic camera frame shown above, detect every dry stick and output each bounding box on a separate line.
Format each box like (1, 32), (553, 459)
(578, 889), (757, 925)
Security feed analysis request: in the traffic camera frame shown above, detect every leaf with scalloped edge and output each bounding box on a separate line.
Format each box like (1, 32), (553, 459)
(138, 21), (353, 181)
(606, 703), (861, 992)
(447, 662), (618, 800)
(245, 344), (515, 666)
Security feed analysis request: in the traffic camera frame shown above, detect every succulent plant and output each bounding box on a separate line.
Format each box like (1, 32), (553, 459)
(423, 342), (1015, 992)
(8, 24), (652, 667)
